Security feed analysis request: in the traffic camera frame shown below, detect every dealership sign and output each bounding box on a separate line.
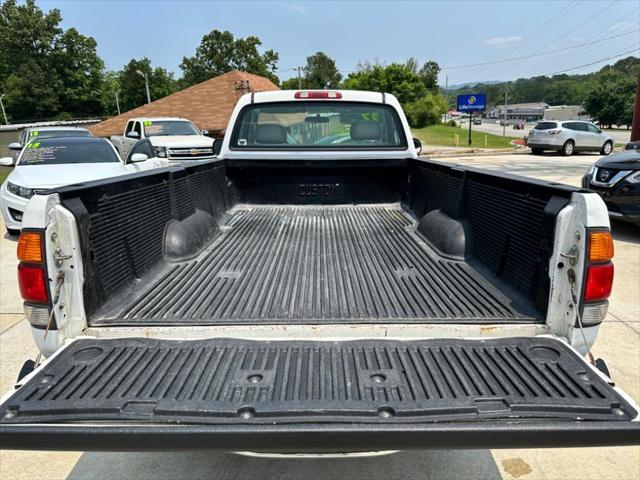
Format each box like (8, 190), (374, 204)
(457, 94), (487, 112)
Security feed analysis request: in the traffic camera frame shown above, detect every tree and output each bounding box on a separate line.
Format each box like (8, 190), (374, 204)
(343, 63), (427, 104)
(51, 28), (105, 117)
(180, 30), (279, 86)
(0, 0), (63, 120)
(404, 93), (448, 128)
(419, 61), (440, 93)
(304, 51), (341, 89)
(0, 0), (106, 121)
(117, 58), (177, 112)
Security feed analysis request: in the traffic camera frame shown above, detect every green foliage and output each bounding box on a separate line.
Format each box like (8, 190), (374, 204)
(448, 57), (639, 127)
(117, 58), (177, 112)
(584, 61), (637, 127)
(344, 61), (446, 127)
(0, 0), (104, 121)
(180, 30), (279, 86)
(404, 93), (448, 128)
(304, 51), (341, 89)
(343, 63), (427, 104)
(281, 77), (306, 90)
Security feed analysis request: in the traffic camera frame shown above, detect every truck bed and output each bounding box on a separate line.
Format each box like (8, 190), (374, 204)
(92, 204), (537, 325)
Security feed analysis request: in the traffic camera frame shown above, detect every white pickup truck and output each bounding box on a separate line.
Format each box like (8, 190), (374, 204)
(0, 90), (638, 452)
(110, 117), (215, 161)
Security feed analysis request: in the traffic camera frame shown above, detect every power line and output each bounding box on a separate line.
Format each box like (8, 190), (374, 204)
(441, 30), (638, 70)
(456, 0), (581, 83)
(536, 5), (640, 74)
(542, 45), (640, 76)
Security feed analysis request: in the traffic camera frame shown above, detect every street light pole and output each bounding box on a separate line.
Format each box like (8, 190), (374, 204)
(136, 70), (151, 104)
(115, 91), (121, 115)
(503, 89), (508, 137)
(0, 94), (8, 125)
(297, 66), (302, 89)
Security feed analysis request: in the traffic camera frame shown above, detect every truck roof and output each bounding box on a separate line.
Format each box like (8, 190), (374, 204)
(24, 126), (90, 132)
(128, 117), (191, 122)
(250, 90), (396, 105)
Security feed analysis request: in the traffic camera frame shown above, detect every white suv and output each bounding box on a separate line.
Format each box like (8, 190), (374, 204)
(527, 120), (614, 156)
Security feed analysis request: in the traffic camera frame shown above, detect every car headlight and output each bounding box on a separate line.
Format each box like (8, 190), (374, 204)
(626, 171), (640, 183)
(7, 182), (34, 199)
(154, 146), (167, 158)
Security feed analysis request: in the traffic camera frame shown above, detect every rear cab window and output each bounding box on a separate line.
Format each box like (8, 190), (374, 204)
(534, 122), (558, 130)
(230, 102), (407, 150)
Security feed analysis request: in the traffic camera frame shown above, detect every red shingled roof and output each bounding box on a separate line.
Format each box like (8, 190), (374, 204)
(90, 70), (279, 137)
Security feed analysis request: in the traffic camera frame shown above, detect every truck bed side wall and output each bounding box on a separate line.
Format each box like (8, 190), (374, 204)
(407, 160), (571, 312)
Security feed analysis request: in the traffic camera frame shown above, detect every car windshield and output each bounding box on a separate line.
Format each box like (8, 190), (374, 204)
(534, 122), (558, 130)
(143, 121), (200, 136)
(26, 129), (92, 141)
(231, 102), (407, 149)
(18, 139), (119, 166)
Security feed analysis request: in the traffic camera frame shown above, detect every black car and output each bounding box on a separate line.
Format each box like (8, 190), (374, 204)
(625, 140), (640, 150)
(582, 148), (640, 224)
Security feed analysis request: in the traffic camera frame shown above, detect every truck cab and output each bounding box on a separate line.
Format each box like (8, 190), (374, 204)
(110, 117), (215, 161)
(1, 90), (638, 452)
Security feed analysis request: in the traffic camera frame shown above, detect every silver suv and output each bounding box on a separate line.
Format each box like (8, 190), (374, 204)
(527, 120), (614, 156)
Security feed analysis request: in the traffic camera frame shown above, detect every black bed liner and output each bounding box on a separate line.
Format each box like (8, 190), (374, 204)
(92, 205), (537, 325)
(1, 337), (638, 451)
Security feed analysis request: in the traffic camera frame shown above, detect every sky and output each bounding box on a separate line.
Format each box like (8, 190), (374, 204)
(41, 0), (640, 85)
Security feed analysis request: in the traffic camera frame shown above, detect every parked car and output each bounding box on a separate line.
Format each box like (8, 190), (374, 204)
(110, 117), (214, 161)
(6, 126), (93, 163)
(513, 121), (525, 130)
(472, 117), (482, 125)
(0, 137), (166, 235)
(624, 140), (639, 150)
(582, 147), (640, 224)
(1, 89), (638, 452)
(499, 119), (510, 126)
(527, 120), (614, 156)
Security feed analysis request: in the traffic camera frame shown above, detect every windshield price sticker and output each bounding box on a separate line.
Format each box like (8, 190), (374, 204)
(143, 121), (153, 126)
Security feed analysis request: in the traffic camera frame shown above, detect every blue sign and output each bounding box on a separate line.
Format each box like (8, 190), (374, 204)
(457, 94), (487, 112)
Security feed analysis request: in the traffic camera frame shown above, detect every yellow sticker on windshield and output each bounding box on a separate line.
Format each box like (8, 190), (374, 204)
(27, 142), (40, 149)
(30, 131), (39, 137)
(143, 121), (153, 126)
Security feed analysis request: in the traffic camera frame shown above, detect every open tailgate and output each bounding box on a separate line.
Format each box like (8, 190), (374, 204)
(1, 337), (638, 451)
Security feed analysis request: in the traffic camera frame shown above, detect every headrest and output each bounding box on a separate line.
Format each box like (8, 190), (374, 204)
(350, 120), (382, 141)
(255, 124), (287, 144)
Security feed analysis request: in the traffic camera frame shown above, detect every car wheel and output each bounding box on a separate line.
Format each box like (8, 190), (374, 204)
(601, 141), (613, 155)
(561, 140), (574, 156)
(6, 227), (20, 237)
(531, 148), (544, 155)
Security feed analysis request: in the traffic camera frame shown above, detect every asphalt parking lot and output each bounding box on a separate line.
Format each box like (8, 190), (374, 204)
(0, 151), (638, 480)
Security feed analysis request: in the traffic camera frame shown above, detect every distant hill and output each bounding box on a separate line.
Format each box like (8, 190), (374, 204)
(444, 57), (639, 109)
(448, 80), (501, 90)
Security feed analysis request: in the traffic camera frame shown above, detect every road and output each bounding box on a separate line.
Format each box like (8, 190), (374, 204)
(0, 152), (638, 479)
(462, 119), (632, 145)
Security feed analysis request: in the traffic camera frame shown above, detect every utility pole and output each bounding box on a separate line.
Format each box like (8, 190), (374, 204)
(631, 67), (640, 142)
(115, 91), (121, 115)
(136, 70), (151, 104)
(296, 66), (302, 89)
(0, 94), (8, 125)
(445, 75), (449, 115)
(503, 89), (508, 137)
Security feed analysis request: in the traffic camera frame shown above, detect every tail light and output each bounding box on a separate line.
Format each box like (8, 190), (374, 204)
(584, 263), (614, 302)
(17, 230), (50, 306)
(294, 91), (342, 99)
(581, 229), (614, 324)
(18, 263), (49, 303)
